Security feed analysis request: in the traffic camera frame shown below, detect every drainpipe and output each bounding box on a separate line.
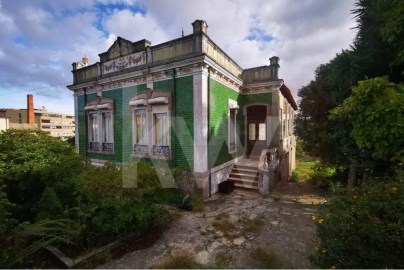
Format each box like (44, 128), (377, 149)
(83, 87), (88, 159)
(172, 68), (176, 167)
(207, 67), (211, 197)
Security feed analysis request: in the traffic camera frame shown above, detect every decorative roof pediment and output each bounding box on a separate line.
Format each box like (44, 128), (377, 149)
(99, 37), (151, 62)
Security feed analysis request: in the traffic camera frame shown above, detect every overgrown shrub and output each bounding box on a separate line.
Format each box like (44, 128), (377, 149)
(78, 195), (171, 247)
(0, 129), (82, 221)
(311, 180), (404, 268)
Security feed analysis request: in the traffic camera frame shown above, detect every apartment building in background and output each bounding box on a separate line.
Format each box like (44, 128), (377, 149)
(2, 95), (75, 140)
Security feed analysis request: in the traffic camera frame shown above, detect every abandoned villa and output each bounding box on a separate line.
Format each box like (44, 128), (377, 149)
(67, 20), (298, 198)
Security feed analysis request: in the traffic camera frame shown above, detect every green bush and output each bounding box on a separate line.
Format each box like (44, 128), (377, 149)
(310, 181), (404, 268)
(0, 129), (82, 222)
(290, 171), (299, 182)
(78, 195), (170, 247)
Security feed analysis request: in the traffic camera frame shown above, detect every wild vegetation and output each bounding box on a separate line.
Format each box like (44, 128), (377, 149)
(294, 0), (404, 268)
(0, 129), (194, 268)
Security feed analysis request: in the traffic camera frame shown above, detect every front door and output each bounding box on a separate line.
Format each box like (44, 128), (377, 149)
(247, 105), (267, 157)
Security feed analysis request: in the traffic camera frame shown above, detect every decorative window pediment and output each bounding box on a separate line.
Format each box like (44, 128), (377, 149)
(84, 97), (114, 111)
(129, 88), (172, 109)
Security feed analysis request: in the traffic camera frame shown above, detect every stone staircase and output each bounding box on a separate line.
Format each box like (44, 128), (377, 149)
(228, 163), (259, 192)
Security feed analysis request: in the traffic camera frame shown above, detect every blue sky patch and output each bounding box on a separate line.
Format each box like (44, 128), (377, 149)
(13, 35), (26, 45)
(246, 27), (273, 42)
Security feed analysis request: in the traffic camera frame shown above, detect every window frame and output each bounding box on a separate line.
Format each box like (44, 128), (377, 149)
(228, 99), (239, 154)
(130, 91), (172, 159)
(85, 98), (115, 154)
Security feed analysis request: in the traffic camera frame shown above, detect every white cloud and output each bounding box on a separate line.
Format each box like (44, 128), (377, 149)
(104, 9), (170, 44)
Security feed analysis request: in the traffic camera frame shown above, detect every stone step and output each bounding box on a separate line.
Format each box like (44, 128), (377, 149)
(229, 172), (258, 180)
(234, 164), (258, 170)
(234, 184), (259, 192)
(232, 167), (259, 174)
(231, 178), (258, 187)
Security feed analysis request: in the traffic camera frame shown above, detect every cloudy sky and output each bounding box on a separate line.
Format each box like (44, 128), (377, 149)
(0, 0), (357, 114)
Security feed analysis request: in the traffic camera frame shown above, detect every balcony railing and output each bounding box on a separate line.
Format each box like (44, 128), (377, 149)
(152, 145), (170, 157)
(133, 144), (149, 155)
(88, 141), (100, 151)
(88, 141), (114, 153)
(102, 142), (114, 153)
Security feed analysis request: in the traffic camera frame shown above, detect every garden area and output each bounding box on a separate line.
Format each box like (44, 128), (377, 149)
(293, 0), (404, 268)
(0, 129), (199, 268)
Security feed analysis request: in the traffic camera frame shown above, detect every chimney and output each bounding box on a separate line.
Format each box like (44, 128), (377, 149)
(192, 20), (208, 34)
(27, 94), (35, 124)
(82, 55), (89, 66)
(269, 56), (280, 80)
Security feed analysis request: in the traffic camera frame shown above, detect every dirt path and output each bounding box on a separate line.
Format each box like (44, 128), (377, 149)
(97, 182), (324, 269)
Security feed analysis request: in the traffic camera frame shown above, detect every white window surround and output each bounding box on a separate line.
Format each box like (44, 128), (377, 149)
(228, 99), (239, 154)
(129, 89), (172, 159)
(85, 97), (115, 153)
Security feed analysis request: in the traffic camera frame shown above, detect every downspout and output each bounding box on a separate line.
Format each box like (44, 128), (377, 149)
(207, 67), (211, 197)
(83, 88), (88, 160)
(172, 68), (176, 167)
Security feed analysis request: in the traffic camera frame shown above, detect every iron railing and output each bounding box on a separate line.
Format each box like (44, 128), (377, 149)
(152, 145), (170, 157)
(133, 144), (149, 155)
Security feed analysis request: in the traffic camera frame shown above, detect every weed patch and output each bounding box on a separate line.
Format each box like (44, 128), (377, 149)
(243, 217), (266, 233)
(212, 215), (237, 237)
(213, 251), (232, 268)
(153, 253), (202, 269)
(251, 247), (283, 269)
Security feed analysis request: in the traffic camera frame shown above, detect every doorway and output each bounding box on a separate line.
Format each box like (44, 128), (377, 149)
(246, 105), (267, 158)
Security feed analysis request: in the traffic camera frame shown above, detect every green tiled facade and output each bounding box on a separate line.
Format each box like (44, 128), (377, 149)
(76, 77), (194, 170)
(208, 79), (242, 167)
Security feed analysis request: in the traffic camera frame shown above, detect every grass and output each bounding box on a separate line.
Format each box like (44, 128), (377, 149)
(190, 195), (204, 212)
(271, 192), (284, 201)
(243, 217), (266, 233)
(251, 247), (283, 269)
(212, 215), (237, 237)
(293, 160), (335, 185)
(213, 251), (232, 268)
(294, 160), (318, 182)
(153, 253), (202, 269)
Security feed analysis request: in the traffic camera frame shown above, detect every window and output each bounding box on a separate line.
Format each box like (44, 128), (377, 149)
(101, 112), (114, 152)
(133, 109), (149, 155)
(152, 112), (170, 156)
(85, 98), (114, 153)
(154, 113), (167, 145)
(135, 109), (147, 145)
(130, 90), (171, 158)
(88, 113), (99, 151)
(228, 99), (239, 153)
(258, 123), (266, 140)
(229, 109), (236, 152)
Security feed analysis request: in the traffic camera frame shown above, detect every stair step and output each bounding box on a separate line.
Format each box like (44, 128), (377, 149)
(234, 184), (259, 192)
(232, 167), (259, 174)
(234, 164), (258, 170)
(231, 178), (258, 186)
(229, 173), (258, 180)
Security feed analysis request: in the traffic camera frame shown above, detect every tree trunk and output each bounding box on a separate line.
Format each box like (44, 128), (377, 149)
(347, 161), (358, 192)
